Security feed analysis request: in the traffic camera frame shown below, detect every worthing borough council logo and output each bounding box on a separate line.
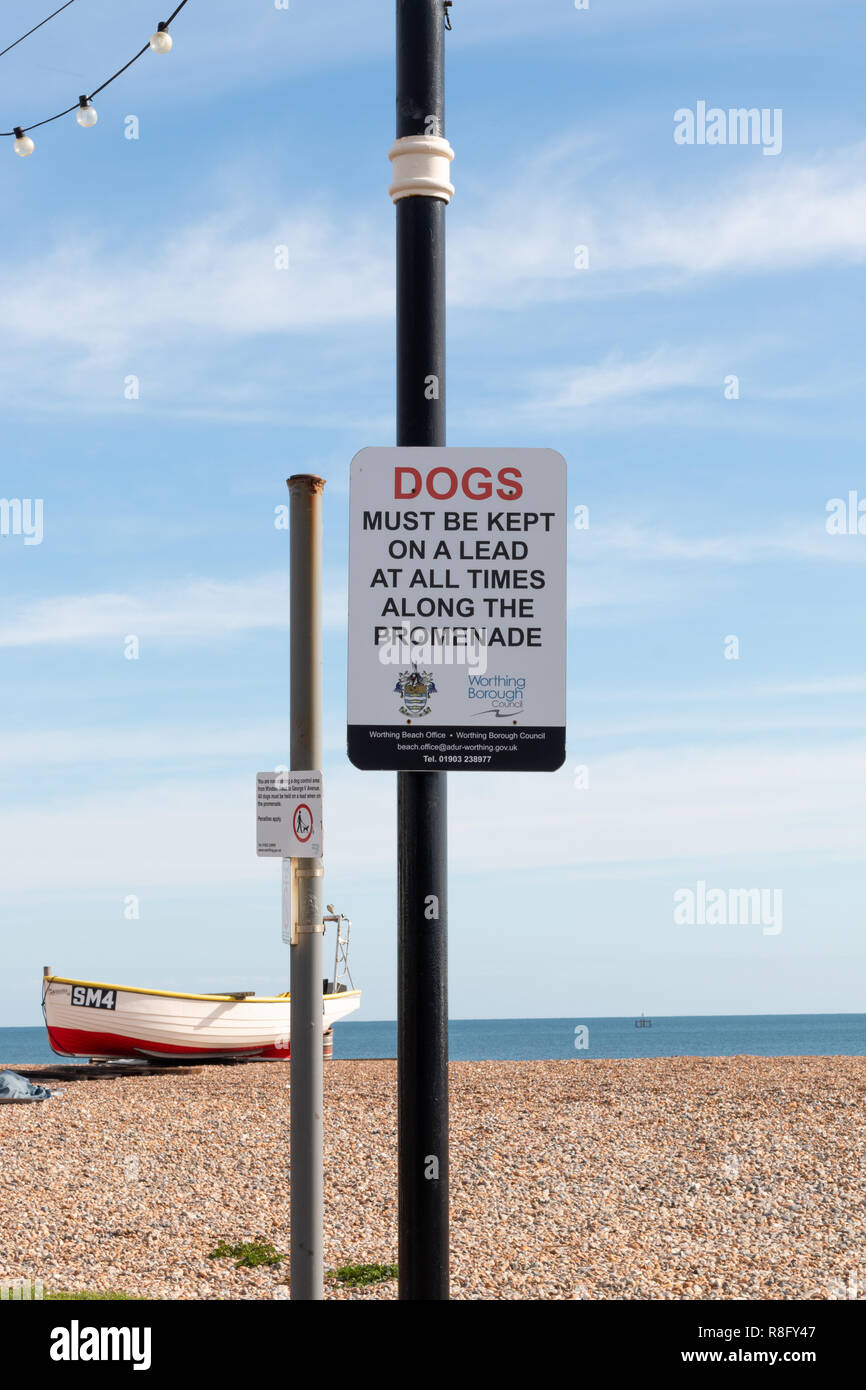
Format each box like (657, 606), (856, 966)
(394, 665), (437, 717)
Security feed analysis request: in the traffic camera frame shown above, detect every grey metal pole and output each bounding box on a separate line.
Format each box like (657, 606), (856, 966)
(287, 473), (325, 1301)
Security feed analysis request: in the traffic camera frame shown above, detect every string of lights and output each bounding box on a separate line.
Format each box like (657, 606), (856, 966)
(2, 0), (190, 154)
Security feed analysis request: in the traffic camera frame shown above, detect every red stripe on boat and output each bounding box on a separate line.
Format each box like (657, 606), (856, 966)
(46, 1026), (290, 1060)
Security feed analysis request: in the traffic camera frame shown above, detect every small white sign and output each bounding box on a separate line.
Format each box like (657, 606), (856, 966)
(256, 771), (323, 858)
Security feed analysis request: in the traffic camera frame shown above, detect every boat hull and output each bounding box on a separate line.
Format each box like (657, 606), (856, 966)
(43, 977), (361, 1061)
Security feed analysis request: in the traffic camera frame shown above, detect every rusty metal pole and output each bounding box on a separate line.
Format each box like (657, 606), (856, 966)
(287, 473), (325, 1301)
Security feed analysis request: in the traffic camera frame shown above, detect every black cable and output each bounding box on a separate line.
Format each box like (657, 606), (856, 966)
(88, 43), (151, 102)
(1, 0), (192, 138)
(165, 0), (191, 25)
(0, 1), (78, 61)
(8, 102), (79, 136)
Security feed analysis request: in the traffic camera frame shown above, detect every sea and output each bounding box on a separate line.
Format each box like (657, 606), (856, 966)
(2, 1014), (865, 1064)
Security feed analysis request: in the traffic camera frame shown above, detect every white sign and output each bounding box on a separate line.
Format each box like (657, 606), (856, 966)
(348, 447), (567, 771)
(256, 771), (323, 857)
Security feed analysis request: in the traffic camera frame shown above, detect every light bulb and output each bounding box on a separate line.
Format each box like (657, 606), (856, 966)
(13, 127), (34, 157)
(150, 25), (172, 53)
(76, 97), (98, 128)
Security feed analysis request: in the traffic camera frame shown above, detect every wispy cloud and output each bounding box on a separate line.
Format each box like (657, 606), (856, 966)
(0, 572), (347, 649)
(579, 520), (866, 564)
(3, 739), (865, 895)
(616, 160), (866, 278)
(2, 723), (290, 769)
(0, 209), (392, 357)
(450, 143), (866, 307)
(531, 348), (711, 411)
(577, 675), (866, 707)
(5, 499), (853, 653)
(6, 489), (857, 657)
(3, 143), (863, 363)
(9, 680), (866, 775)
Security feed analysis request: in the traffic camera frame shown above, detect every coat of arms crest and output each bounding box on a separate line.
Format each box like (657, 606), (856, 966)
(394, 665), (437, 717)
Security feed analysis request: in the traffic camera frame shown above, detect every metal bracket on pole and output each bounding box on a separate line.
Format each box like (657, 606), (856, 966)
(290, 862), (325, 945)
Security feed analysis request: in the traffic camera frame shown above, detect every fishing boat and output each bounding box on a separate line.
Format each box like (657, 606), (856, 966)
(42, 910), (360, 1062)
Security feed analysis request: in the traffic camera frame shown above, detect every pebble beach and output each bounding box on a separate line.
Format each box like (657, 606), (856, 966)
(1, 1056), (863, 1301)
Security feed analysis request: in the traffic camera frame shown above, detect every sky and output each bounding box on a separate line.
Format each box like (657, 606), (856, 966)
(1, 0), (865, 1026)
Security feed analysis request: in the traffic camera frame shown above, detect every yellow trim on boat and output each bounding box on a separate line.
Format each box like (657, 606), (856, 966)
(45, 976), (361, 1005)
